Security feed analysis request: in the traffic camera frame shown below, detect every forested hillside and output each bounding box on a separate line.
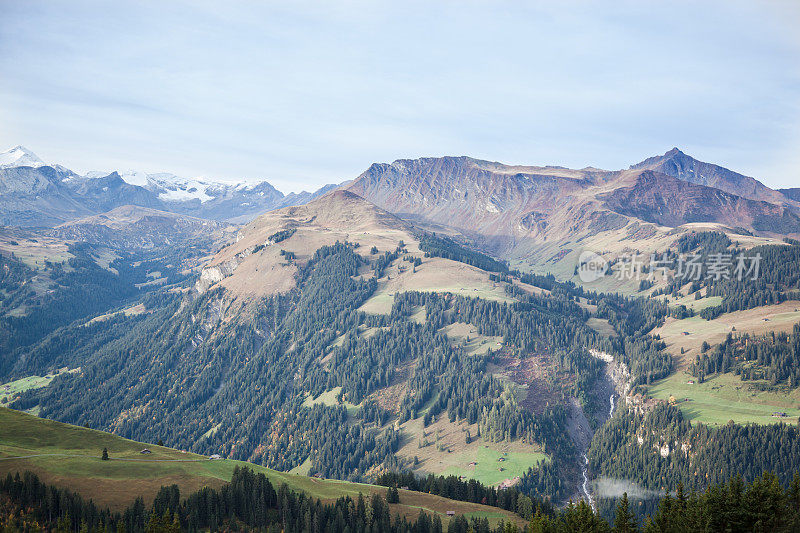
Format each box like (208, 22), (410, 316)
(589, 403), (800, 494)
(0, 191), (643, 503)
(4, 193), (800, 518)
(13, 243), (580, 486)
(689, 323), (800, 386)
(645, 232), (800, 319)
(5, 220), (695, 507)
(0, 242), (203, 379)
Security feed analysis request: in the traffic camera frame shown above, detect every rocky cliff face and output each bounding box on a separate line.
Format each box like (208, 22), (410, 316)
(346, 156), (606, 251)
(630, 147), (795, 207)
(347, 153), (800, 244)
(601, 170), (800, 232)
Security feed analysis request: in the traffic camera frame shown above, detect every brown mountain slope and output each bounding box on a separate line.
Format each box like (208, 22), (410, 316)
(345, 156), (616, 251)
(196, 190), (510, 305)
(342, 154), (798, 286)
(346, 152), (799, 240)
(50, 205), (231, 250)
(781, 188), (800, 203)
(601, 170), (800, 232)
(631, 147), (796, 207)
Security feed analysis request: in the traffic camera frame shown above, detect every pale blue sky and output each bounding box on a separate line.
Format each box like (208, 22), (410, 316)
(1, 1), (799, 192)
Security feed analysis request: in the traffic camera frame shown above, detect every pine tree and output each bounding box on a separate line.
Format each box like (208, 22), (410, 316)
(528, 507), (554, 533)
(613, 492), (638, 533)
(102, 447), (109, 460)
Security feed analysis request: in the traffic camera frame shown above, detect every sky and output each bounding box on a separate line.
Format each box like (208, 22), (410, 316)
(1, 1), (799, 193)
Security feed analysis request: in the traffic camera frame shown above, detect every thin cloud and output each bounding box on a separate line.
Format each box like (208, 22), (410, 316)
(1, 1), (798, 191)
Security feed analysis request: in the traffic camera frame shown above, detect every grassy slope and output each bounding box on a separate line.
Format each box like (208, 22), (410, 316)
(655, 302), (800, 369)
(1, 369), (85, 415)
(645, 301), (800, 425)
(440, 446), (549, 487)
(0, 408), (524, 527)
(440, 322), (503, 357)
(647, 371), (800, 426)
(358, 257), (512, 315)
(664, 294), (723, 312)
(586, 317), (614, 337)
(395, 416), (548, 488)
(0, 234), (74, 270)
(1, 375), (55, 405)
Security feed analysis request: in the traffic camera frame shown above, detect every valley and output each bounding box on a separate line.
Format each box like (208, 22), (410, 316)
(2, 145), (800, 529)
(4, 0), (800, 527)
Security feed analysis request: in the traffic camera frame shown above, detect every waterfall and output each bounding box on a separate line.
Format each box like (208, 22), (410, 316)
(581, 453), (595, 510)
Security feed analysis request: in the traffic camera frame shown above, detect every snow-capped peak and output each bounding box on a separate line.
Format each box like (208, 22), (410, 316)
(90, 169), (233, 203)
(0, 145), (46, 169)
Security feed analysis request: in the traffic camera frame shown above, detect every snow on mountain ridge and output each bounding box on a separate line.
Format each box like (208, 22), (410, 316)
(0, 145), (46, 169)
(2, 147), (317, 202)
(0, 145), (337, 224)
(85, 169), (254, 204)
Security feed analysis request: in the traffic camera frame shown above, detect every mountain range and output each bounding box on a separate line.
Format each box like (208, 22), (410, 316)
(0, 146), (335, 226)
(2, 144), (799, 280)
(341, 149), (799, 281)
(4, 142), (800, 525)
(346, 148), (800, 240)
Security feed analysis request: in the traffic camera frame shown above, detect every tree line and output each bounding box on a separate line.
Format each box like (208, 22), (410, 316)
(5, 466), (800, 532)
(689, 323), (800, 388)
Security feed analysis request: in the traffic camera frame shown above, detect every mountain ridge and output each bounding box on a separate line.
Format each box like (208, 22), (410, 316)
(0, 146), (336, 226)
(343, 149), (800, 283)
(50, 204), (231, 250)
(347, 150), (798, 241)
(631, 147), (795, 206)
(3, 145), (798, 266)
(0, 145), (45, 169)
